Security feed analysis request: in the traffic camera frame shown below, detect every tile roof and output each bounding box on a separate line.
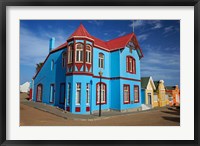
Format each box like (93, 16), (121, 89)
(69, 24), (92, 38)
(68, 24), (143, 58)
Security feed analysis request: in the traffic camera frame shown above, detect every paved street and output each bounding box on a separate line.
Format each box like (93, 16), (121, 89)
(20, 93), (180, 126)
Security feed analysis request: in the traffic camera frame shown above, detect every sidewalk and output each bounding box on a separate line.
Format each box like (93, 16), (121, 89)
(21, 100), (165, 121)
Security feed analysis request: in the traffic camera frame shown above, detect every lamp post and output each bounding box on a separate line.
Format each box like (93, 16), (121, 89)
(98, 70), (103, 117)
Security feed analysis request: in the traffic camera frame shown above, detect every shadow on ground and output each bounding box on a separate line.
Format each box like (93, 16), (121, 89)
(162, 116), (180, 123)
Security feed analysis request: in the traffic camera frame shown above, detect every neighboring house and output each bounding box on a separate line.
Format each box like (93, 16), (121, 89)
(20, 82), (30, 93)
(154, 80), (168, 107)
(165, 85), (180, 106)
(29, 79), (34, 100)
(32, 24), (144, 114)
(141, 77), (157, 109)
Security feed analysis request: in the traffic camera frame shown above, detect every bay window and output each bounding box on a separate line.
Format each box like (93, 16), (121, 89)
(86, 45), (92, 63)
(68, 45), (73, 64)
(76, 43), (84, 62)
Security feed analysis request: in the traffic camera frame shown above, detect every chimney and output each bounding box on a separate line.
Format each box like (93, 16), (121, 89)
(49, 37), (55, 52)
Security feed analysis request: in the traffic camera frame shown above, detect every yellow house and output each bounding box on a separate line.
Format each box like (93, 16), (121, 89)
(141, 77), (158, 108)
(154, 80), (168, 107)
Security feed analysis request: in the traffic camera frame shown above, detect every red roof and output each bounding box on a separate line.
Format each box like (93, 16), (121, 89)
(67, 24), (143, 57)
(69, 24), (92, 38)
(50, 42), (68, 53)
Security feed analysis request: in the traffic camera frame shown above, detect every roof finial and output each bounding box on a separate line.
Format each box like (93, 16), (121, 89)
(132, 20), (134, 32)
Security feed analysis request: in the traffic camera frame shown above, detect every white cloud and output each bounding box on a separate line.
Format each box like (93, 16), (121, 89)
(129, 20), (144, 28)
(163, 26), (174, 34)
(137, 34), (149, 42)
(118, 31), (126, 37)
(151, 22), (162, 29)
(141, 46), (180, 85)
(20, 26), (68, 67)
(88, 20), (104, 26)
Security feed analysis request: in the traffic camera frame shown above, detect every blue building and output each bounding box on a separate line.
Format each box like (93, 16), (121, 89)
(32, 24), (144, 114)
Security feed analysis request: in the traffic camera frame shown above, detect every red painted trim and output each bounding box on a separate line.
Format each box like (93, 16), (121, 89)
(29, 89), (32, 100)
(59, 83), (65, 104)
(126, 56), (136, 74)
(86, 107), (90, 112)
(49, 83), (55, 103)
(134, 85), (140, 103)
(66, 72), (93, 76)
(66, 72), (141, 82)
(75, 107), (81, 112)
(66, 106), (70, 111)
(96, 82), (107, 105)
(123, 84), (130, 104)
(36, 84), (43, 102)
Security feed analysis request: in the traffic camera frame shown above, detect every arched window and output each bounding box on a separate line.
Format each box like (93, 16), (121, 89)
(126, 56), (136, 74)
(51, 60), (54, 71)
(86, 45), (92, 63)
(75, 43), (84, 62)
(36, 84), (43, 102)
(96, 82), (106, 104)
(62, 52), (66, 68)
(68, 45), (73, 64)
(98, 53), (104, 68)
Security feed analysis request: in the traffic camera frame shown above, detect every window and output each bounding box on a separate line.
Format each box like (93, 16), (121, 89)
(86, 83), (90, 104)
(36, 84), (43, 102)
(76, 83), (81, 105)
(76, 43), (84, 62)
(67, 83), (71, 105)
(124, 85), (130, 104)
(62, 52), (66, 68)
(86, 45), (92, 63)
(98, 53), (104, 68)
(51, 60), (54, 71)
(126, 56), (136, 74)
(50, 84), (55, 103)
(68, 45), (73, 64)
(60, 83), (65, 104)
(134, 85), (139, 103)
(96, 82), (106, 104)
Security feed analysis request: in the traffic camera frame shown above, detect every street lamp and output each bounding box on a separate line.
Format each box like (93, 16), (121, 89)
(98, 70), (103, 117)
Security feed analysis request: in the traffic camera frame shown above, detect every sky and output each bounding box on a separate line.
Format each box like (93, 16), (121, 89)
(20, 20), (180, 86)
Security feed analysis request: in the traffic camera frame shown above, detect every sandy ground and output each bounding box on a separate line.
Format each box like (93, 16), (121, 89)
(20, 93), (180, 126)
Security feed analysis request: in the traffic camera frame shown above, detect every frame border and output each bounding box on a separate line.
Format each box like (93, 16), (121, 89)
(0, 0), (199, 145)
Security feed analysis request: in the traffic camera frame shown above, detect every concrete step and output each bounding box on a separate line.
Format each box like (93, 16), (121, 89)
(141, 104), (152, 111)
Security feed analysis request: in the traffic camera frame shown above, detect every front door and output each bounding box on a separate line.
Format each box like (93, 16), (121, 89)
(60, 83), (65, 105)
(148, 93), (152, 105)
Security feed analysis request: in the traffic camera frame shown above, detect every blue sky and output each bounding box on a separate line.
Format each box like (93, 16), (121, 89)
(20, 20), (180, 86)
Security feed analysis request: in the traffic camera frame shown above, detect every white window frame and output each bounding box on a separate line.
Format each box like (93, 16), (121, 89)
(68, 45), (73, 64)
(124, 85), (130, 103)
(86, 83), (90, 105)
(97, 83), (106, 104)
(75, 44), (84, 62)
(67, 83), (71, 105)
(134, 86), (139, 103)
(62, 52), (66, 68)
(99, 53), (104, 68)
(76, 83), (81, 105)
(86, 45), (92, 64)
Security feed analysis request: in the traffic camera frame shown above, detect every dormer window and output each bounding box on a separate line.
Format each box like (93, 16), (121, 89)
(76, 43), (84, 62)
(68, 45), (73, 64)
(86, 45), (92, 63)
